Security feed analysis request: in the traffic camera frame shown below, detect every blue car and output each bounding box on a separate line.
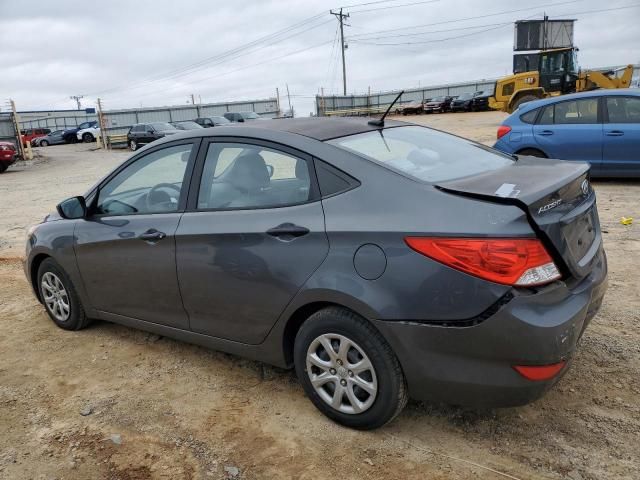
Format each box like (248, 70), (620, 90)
(494, 89), (640, 177)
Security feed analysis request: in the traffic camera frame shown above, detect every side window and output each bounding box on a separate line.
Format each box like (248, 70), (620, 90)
(519, 109), (538, 124)
(539, 105), (554, 124)
(554, 98), (598, 125)
(315, 160), (359, 197)
(96, 144), (193, 216)
(197, 143), (312, 210)
(607, 97), (640, 124)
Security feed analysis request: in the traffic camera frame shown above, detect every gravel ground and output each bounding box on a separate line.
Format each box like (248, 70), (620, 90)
(0, 113), (638, 479)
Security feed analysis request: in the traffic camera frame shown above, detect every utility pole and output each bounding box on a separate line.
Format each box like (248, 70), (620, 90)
(97, 98), (108, 149)
(286, 83), (293, 117)
(190, 94), (195, 105)
(330, 8), (349, 95)
(8, 99), (26, 160)
(275, 87), (281, 117)
(70, 95), (83, 110)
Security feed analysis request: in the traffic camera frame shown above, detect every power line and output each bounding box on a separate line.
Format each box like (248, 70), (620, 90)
(347, 0), (583, 38)
(349, 3), (640, 46)
(346, 0), (439, 14)
(86, 13), (330, 97)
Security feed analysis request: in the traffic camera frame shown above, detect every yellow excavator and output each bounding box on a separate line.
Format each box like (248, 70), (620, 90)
(489, 47), (634, 113)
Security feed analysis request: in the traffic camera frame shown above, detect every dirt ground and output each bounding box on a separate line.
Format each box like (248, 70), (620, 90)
(1, 112), (638, 480)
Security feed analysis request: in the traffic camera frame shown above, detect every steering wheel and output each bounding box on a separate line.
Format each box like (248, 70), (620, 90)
(145, 183), (181, 211)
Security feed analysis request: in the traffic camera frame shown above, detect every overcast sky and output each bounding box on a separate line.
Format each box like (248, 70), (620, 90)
(1, 0), (638, 115)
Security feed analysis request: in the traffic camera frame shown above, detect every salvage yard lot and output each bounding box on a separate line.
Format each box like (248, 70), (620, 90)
(1, 111), (639, 479)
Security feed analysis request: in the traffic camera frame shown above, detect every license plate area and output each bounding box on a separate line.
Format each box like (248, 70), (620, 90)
(563, 208), (597, 263)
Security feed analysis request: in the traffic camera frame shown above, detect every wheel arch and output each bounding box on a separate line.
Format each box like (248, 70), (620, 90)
(281, 297), (382, 367)
(29, 253), (51, 302)
(515, 147), (548, 158)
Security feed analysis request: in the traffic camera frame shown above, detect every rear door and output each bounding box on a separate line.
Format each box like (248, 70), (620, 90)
(533, 97), (603, 174)
(602, 96), (640, 176)
(176, 139), (329, 344)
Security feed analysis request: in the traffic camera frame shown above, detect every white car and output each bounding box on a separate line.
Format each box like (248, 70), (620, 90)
(77, 126), (100, 143)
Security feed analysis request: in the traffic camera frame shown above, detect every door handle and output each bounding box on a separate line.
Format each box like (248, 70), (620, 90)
(139, 229), (166, 241)
(537, 130), (554, 136)
(605, 130), (624, 136)
(266, 223), (310, 239)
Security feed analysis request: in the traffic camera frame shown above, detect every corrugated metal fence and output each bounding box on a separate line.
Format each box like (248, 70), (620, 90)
(317, 79), (496, 115)
(18, 98), (279, 135)
(0, 113), (17, 145)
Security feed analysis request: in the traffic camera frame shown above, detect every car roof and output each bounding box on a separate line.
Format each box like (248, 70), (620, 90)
(517, 88), (640, 113)
(208, 117), (407, 141)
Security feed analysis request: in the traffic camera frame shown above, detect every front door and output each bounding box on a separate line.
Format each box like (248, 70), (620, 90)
(75, 141), (198, 328)
(176, 140), (329, 344)
(533, 96), (603, 173)
(602, 96), (640, 176)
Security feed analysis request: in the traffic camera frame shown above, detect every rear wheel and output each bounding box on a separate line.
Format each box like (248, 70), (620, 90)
(512, 94), (539, 111)
(0, 163), (7, 174)
(516, 148), (547, 158)
(129, 140), (137, 151)
(294, 307), (407, 430)
(37, 258), (90, 331)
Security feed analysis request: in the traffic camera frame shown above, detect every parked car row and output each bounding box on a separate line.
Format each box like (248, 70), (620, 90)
(26, 112), (267, 150)
(127, 111), (265, 150)
(394, 91), (493, 115)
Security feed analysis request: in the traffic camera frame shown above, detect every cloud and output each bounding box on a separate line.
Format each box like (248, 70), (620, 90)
(0, 0), (637, 115)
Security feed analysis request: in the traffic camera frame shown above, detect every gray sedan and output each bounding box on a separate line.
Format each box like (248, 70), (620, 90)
(24, 117), (607, 429)
(32, 129), (66, 147)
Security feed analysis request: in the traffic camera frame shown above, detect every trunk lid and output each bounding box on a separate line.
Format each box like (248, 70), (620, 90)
(436, 157), (601, 281)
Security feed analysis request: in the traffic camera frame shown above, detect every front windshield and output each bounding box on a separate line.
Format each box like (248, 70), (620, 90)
(241, 112), (259, 119)
(212, 116), (231, 124)
(328, 126), (513, 183)
(431, 96), (446, 102)
(457, 93), (473, 100)
(151, 122), (177, 132)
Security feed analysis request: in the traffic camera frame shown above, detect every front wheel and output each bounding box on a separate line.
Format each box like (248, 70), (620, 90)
(37, 258), (90, 331)
(82, 133), (94, 143)
(129, 139), (137, 151)
(40, 140), (49, 147)
(294, 307), (407, 430)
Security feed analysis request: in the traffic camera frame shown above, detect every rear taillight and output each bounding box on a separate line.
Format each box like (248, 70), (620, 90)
(497, 125), (511, 139)
(513, 362), (566, 381)
(404, 237), (561, 287)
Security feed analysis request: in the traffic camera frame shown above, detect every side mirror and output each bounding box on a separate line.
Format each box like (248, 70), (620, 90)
(57, 196), (87, 219)
(266, 164), (274, 178)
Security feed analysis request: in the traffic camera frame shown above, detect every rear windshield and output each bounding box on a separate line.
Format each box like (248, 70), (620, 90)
(151, 122), (177, 131)
(327, 126), (513, 183)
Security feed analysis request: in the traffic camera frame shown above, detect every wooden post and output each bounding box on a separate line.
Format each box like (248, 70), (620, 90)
(97, 98), (108, 149)
(9, 99), (28, 160)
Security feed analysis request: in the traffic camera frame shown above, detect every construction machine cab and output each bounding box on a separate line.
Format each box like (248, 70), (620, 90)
(539, 47), (578, 94)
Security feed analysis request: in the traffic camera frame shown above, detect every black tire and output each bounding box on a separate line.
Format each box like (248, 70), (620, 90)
(40, 140), (49, 147)
(129, 140), (137, 151)
(294, 307), (408, 430)
(0, 163), (7, 174)
(516, 148), (547, 158)
(82, 133), (94, 143)
(37, 258), (90, 331)
(512, 94), (539, 111)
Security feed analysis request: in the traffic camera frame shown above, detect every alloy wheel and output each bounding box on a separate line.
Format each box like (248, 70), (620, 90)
(306, 333), (378, 414)
(41, 272), (71, 322)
